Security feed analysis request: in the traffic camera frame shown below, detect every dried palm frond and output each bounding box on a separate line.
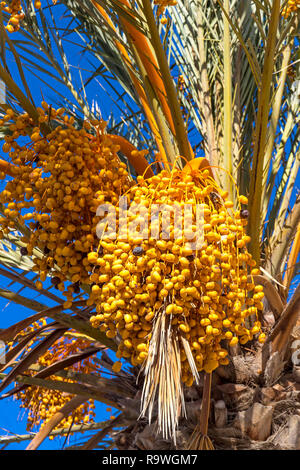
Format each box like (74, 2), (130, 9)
(140, 310), (186, 442)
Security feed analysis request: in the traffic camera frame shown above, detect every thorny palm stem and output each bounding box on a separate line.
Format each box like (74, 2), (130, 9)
(141, 0), (193, 163)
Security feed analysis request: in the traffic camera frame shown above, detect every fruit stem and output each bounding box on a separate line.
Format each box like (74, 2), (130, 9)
(0, 158), (16, 177)
(199, 372), (212, 436)
(106, 134), (154, 178)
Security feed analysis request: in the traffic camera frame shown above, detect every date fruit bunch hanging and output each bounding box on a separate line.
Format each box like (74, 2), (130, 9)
(87, 165), (265, 439)
(0, 105), (130, 306)
(1, 0), (42, 33)
(282, 0), (300, 18)
(17, 334), (99, 434)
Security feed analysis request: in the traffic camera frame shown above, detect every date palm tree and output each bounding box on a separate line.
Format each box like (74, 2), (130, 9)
(0, 0), (299, 450)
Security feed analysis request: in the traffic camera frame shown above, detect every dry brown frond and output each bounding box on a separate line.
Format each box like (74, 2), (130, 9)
(140, 309), (186, 443)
